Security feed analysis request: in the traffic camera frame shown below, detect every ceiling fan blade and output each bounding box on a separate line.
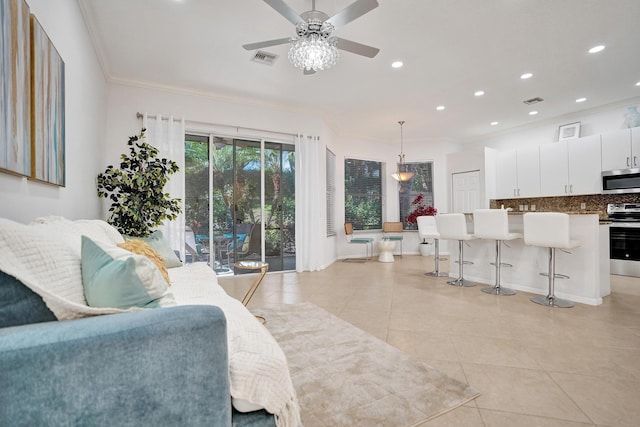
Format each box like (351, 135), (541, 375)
(335, 37), (380, 58)
(242, 37), (291, 51)
(263, 0), (305, 26)
(325, 0), (379, 29)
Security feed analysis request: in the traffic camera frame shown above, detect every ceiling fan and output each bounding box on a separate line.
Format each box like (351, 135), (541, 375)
(242, 0), (380, 74)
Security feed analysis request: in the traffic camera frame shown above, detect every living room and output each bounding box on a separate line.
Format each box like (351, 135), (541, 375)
(1, 1), (640, 426)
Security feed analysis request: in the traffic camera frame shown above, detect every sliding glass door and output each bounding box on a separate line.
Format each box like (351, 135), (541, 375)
(184, 134), (295, 274)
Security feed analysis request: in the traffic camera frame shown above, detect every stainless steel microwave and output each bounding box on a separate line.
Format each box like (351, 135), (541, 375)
(602, 168), (640, 194)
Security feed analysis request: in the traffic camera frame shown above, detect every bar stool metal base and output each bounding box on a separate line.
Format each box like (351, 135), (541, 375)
(481, 286), (516, 295)
(424, 239), (449, 277)
(447, 240), (476, 287)
(482, 241), (516, 296)
(530, 295), (574, 308)
(447, 278), (476, 287)
(426, 271), (449, 277)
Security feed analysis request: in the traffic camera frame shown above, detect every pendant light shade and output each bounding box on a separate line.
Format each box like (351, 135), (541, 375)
(392, 120), (414, 182)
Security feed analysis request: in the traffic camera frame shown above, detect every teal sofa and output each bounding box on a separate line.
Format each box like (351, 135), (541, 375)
(0, 271), (276, 427)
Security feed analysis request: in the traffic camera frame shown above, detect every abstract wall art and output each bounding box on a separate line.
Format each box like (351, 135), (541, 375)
(0, 0), (31, 178)
(30, 13), (65, 186)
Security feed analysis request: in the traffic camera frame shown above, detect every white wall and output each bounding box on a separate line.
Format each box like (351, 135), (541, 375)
(469, 97), (640, 151)
(328, 133), (458, 257)
(105, 83), (338, 267)
(0, 0), (107, 222)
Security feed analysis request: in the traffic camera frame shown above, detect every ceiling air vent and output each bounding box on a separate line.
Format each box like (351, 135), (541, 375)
(250, 50), (279, 66)
(523, 97), (544, 105)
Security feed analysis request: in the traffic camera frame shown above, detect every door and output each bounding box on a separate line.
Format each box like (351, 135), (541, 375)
(452, 170), (480, 213)
(184, 134), (295, 274)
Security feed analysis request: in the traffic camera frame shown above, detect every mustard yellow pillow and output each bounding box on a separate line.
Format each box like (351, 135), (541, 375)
(118, 239), (171, 285)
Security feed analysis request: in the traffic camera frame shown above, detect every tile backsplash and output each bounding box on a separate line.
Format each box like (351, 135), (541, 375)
(490, 193), (640, 219)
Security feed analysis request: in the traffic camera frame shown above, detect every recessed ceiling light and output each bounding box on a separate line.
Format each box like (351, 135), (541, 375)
(588, 45), (605, 54)
(520, 73), (533, 80)
(635, 81), (640, 87)
(576, 97), (587, 103)
(474, 90), (485, 97)
(529, 111), (538, 116)
(490, 121), (499, 126)
(391, 61), (403, 68)
(436, 105), (445, 111)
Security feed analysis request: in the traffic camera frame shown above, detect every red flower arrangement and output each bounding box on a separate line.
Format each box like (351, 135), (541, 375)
(406, 194), (437, 224)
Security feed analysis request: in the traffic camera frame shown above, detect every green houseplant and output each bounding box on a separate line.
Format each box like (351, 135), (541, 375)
(96, 129), (182, 238)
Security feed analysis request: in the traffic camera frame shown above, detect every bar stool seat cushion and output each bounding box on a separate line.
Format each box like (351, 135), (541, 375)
(417, 216), (439, 240)
(523, 213), (580, 249)
(473, 209), (522, 241)
(436, 214), (474, 241)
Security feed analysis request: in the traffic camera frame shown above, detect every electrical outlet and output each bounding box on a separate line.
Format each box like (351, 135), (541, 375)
(580, 203), (586, 210)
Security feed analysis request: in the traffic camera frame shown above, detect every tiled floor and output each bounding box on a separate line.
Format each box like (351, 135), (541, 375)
(218, 256), (640, 427)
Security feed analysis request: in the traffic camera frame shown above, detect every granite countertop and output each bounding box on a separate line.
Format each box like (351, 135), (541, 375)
(504, 210), (601, 215)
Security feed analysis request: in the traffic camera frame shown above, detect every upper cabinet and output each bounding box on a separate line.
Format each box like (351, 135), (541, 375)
(539, 135), (601, 196)
(634, 127), (640, 168)
(567, 135), (602, 195)
(601, 128), (640, 170)
(495, 146), (540, 198)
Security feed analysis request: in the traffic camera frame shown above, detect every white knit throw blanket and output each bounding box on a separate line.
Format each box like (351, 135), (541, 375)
(0, 217), (300, 427)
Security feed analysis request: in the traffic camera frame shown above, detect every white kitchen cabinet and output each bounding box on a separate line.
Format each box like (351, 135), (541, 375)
(568, 135), (602, 194)
(539, 135), (602, 196)
(601, 128), (636, 170)
(633, 127), (640, 168)
(495, 146), (540, 198)
(495, 150), (517, 198)
(539, 142), (568, 196)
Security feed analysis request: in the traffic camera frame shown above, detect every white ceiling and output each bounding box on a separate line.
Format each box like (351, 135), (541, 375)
(78, 0), (640, 143)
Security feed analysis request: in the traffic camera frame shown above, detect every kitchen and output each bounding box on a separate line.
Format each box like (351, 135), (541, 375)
(445, 124), (640, 304)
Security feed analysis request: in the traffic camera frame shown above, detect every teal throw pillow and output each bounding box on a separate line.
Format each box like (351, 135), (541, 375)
(81, 236), (171, 309)
(139, 230), (183, 268)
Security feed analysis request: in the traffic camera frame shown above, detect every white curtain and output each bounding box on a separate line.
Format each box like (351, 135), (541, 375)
(295, 134), (323, 272)
(142, 114), (186, 260)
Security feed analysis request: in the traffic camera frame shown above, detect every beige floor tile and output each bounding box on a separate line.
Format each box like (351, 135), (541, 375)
(451, 334), (542, 370)
(417, 406), (485, 426)
(529, 344), (640, 381)
(463, 363), (591, 423)
(221, 255), (640, 426)
(550, 371), (640, 427)
(479, 409), (596, 426)
(386, 329), (459, 363)
(337, 307), (391, 335)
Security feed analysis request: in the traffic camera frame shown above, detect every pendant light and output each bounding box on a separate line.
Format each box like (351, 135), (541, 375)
(391, 120), (414, 182)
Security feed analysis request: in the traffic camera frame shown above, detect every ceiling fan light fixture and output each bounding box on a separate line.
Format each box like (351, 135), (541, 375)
(288, 34), (339, 71)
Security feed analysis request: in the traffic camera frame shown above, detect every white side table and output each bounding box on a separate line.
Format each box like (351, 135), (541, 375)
(378, 240), (396, 263)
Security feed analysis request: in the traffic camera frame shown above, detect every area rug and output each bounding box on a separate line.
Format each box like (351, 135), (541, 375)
(252, 302), (480, 427)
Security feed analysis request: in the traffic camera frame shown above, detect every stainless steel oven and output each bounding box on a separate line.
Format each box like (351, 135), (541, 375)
(608, 204), (640, 277)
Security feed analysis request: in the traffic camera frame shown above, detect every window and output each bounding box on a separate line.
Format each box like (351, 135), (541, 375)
(326, 148), (336, 236)
(399, 162), (434, 230)
(344, 158), (382, 230)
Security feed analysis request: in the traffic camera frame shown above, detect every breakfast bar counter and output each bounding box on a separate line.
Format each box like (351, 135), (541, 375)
(448, 213), (610, 305)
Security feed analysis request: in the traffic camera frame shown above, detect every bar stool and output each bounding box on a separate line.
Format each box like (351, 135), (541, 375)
(417, 215), (448, 277)
(473, 209), (522, 296)
(523, 212), (580, 308)
(436, 213), (477, 287)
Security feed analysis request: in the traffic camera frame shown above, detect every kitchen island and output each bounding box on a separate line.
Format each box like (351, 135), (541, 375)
(447, 213), (610, 306)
